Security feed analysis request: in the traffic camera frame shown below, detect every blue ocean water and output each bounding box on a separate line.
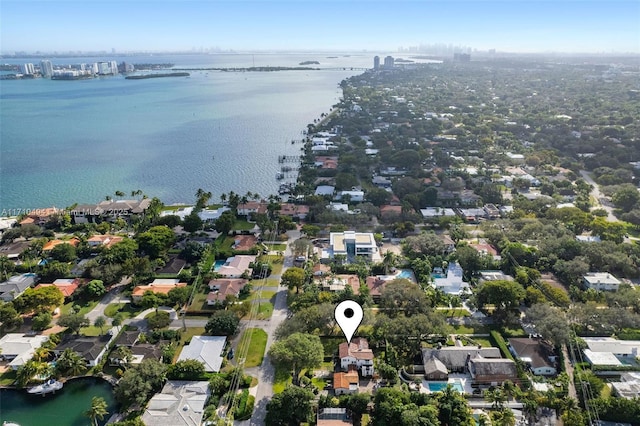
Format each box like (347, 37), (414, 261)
(0, 53), (380, 210)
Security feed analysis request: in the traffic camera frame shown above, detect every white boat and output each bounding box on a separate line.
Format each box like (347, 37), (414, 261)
(3, 422), (22, 426)
(27, 378), (63, 395)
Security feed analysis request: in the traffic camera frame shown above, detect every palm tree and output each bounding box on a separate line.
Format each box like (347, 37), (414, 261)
(32, 346), (51, 362)
(220, 193), (227, 204)
(57, 348), (87, 377)
(111, 346), (133, 369)
(94, 316), (107, 335)
(0, 255), (14, 281)
(382, 250), (396, 275)
(85, 396), (109, 426)
(16, 360), (40, 387)
(485, 388), (507, 410)
(114, 191), (125, 199)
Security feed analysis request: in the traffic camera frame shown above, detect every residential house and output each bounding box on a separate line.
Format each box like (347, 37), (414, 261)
(0, 273), (35, 302)
(237, 201), (267, 217)
(478, 271), (513, 283)
(583, 272), (621, 291)
(131, 279), (187, 303)
(317, 407), (353, 426)
(69, 199), (151, 223)
(315, 156), (339, 169)
(440, 235), (456, 253)
(315, 274), (360, 293)
(313, 263), (331, 277)
(483, 204), (501, 219)
(0, 240), (30, 260)
(42, 237), (80, 252)
(216, 255), (256, 278)
(372, 175), (392, 189)
(279, 203), (309, 220)
(432, 262), (469, 295)
(109, 330), (162, 366)
(582, 337), (640, 367)
(468, 357), (518, 386)
(87, 234), (124, 248)
(338, 337), (374, 377)
(34, 278), (81, 298)
(610, 372), (640, 399)
(0, 333), (49, 370)
(315, 185), (336, 197)
(459, 190), (483, 206)
(508, 337), (558, 375)
(458, 208), (486, 223)
(365, 275), (392, 301)
(142, 381), (210, 426)
(323, 231), (381, 263)
(379, 205), (403, 220)
(338, 191), (365, 203)
(19, 207), (60, 226)
(206, 278), (248, 305)
(421, 346), (501, 375)
(177, 336), (226, 372)
(423, 354), (449, 380)
(471, 244), (501, 261)
(54, 334), (114, 367)
(420, 207), (456, 220)
(333, 371), (360, 395)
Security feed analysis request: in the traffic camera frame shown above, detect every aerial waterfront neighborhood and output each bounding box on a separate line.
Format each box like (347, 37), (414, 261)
(1, 52), (640, 426)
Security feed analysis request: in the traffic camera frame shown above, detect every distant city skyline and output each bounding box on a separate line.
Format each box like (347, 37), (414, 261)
(1, 0), (639, 55)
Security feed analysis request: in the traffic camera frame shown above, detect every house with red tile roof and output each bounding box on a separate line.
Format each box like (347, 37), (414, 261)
(338, 337), (374, 377)
(279, 203), (309, 220)
(237, 202), (267, 217)
(315, 274), (360, 293)
(333, 370), (360, 395)
(207, 278), (248, 305)
(42, 237), (80, 252)
(131, 279), (187, 303)
(19, 207), (60, 226)
(87, 234), (124, 248)
(34, 278), (81, 298)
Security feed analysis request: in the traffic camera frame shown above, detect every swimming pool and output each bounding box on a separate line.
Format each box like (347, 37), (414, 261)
(397, 269), (414, 279)
(427, 382), (464, 393)
(213, 260), (226, 271)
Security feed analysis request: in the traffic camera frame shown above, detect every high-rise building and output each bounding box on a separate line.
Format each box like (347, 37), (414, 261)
(40, 60), (53, 77)
(20, 63), (35, 75)
(109, 61), (119, 75)
(373, 56), (380, 70)
(383, 56), (394, 69)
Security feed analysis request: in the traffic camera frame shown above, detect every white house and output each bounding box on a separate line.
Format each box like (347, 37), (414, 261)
(338, 337), (374, 377)
(583, 337), (640, 362)
(0, 333), (49, 370)
(339, 190), (365, 203)
(433, 262), (469, 295)
(177, 336), (226, 372)
(142, 381), (210, 426)
(508, 338), (557, 376)
(583, 272), (621, 291)
(324, 231), (381, 263)
(216, 255), (256, 278)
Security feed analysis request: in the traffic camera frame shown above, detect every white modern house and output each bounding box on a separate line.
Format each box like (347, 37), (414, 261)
(582, 337), (640, 367)
(142, 381), (210, 426)
(582, 272), (621, 291)
(0, 333), (49, 370)
(323, 231), (381, 263)
(432, 262), (470, 295)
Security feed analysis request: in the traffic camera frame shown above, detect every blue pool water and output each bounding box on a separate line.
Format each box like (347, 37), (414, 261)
(431, 273), (446, 279)
(213, 260), (226, 271)
(428, 382), (464, 393)
(397, 269), (414, 279)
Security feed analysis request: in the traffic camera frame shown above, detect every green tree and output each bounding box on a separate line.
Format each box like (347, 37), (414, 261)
(265, 385), (314, 426)
(111, 345), (134, 368)
(0, 302), (24, 331)
(205, 310), (240, 335)
(0, 255), (16, 280)
(167, 359), (206, 380)
(183, 211), (204, 233)
(115, 359), (167, 409)
(56, 348), (87, 376)
(474, 279), (525, 323)
(268, 333), (323, 386)
(612, 183), (640, 212)
(524, 303), (571, 346)
(31, 311), (53, 331)
(168, 286), (190, 307)
(214, 210), (236, 236)
(403, 232), (446, 260)
(135, 225), (176, 258)
(58, 313), (90, 335)
(15, 285), (64, 314)
(280, 267), (306, 293)
(85, 279), (107, 298)
(94, 316), (108, 335)
(181, 241), (206, 263)
(49, 243), (77, 262)
(435, 384), (475, 426)
(146, 311), (171, 330)
(378, 279), (431, 318)
(85, 396), (109, 426)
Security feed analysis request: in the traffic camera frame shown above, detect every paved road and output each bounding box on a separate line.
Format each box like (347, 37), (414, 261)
(85, 277), (131, 323)
(580, 170), (617, 222)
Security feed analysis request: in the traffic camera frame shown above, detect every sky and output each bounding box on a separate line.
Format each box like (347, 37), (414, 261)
(1, 0), (639, 54)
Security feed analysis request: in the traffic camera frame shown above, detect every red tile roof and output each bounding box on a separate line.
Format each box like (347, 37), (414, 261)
(333, 371), (359, 390)
(338, 338), (374, 360)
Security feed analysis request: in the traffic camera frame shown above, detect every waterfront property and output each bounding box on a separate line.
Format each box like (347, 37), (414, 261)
(0, 333), (49, 370)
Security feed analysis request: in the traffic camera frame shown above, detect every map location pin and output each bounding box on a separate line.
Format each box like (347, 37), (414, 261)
(335, 300), (363, 344)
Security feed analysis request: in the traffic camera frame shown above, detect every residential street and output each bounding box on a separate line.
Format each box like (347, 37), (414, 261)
(580, 169), (618, 222)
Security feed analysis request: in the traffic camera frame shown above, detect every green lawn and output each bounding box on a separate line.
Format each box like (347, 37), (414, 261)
(311, 377), (327, 391)
(242, 328), (268, 368)
(0, 370), (16, 386)
(60, 299), (99, 316)
(273, 365), (292, 394)
(103, 303), (143, 319)
(79, 325), (108, 337)
(234, 220), (256, 231)
(451, 324), (490, 334)
(250, 302), (273, 320)
(439, 308), (471, 317)
(265, 243), (287, 252)
(161, 205), (190, 212)
(249, 290), (276, 301)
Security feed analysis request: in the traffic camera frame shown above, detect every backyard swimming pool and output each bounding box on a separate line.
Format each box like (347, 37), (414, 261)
(213, 260), (226, 271)
(427, 381), (464, 393)
(397, 269), (415, 280)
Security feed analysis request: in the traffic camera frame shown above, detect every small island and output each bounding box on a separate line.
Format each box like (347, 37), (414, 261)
(125, 72), (190, 79)
(299, 61), (320, 65)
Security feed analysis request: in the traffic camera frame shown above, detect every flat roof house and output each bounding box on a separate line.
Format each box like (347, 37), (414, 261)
(0, 333), (49, 370)
(583, 272), (621, 291)
(325, 231), (381, 263)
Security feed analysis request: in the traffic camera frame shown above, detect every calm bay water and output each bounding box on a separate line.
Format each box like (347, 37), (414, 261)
(0, 53), (381, 210)
(0, 377), (117, 426)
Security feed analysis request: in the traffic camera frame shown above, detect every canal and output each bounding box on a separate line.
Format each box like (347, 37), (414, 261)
(0, 377), (118, 426)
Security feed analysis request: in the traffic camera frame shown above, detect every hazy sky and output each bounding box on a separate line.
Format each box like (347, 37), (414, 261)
(1, 0), (639, 54)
